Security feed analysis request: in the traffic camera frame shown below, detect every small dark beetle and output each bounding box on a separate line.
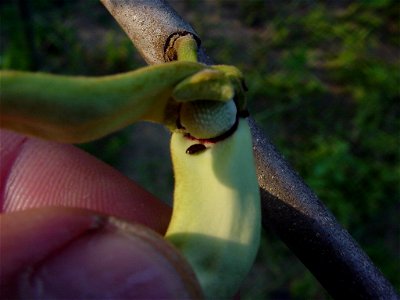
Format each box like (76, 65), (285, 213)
(186, 144), (207, 155)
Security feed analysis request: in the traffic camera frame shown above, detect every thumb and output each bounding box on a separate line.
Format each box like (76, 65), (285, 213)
(0, 207), (203, 299)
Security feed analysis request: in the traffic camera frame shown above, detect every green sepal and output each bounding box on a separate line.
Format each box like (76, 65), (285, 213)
(0, 61), (206, 143)
(212, 65), (248, 111)
(172, 69), (235, 103)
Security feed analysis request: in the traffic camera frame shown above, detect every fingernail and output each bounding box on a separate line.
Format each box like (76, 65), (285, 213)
(19, 218), (203, 299)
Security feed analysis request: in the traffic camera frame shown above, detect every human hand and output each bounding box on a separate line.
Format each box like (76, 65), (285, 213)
(0, 129), (203, 299)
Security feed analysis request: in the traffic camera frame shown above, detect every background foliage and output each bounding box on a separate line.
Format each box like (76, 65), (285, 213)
(1, 0), (399, 299)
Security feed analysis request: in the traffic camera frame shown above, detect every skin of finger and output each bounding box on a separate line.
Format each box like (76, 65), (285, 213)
(0, 208), (203, 299)
(0, 130), (171, 234)
(0, 207), (101, 283)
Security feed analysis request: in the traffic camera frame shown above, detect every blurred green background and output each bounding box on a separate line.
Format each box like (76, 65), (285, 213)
(1, 0), (399, 299)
